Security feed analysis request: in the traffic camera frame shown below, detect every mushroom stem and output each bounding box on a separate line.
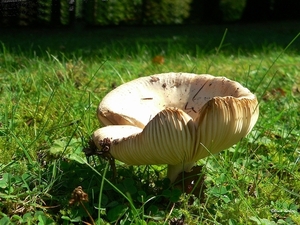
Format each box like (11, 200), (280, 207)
(167, 162), (195, 183)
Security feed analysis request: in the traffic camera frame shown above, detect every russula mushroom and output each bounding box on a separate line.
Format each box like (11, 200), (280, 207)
(92, 72), (259, 182)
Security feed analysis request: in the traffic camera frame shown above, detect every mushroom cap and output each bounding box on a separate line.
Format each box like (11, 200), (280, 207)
(93, 72), (259, 181)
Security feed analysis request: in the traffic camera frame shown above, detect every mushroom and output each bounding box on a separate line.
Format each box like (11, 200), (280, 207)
(92, 72), (259, 182)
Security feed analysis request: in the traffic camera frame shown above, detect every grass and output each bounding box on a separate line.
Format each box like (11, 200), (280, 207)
(0, 21), (300, 224)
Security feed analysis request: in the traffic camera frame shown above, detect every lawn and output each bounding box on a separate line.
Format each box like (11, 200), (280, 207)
(0, 21), (300, 224)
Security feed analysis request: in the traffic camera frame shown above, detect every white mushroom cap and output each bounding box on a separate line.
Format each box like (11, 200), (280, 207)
(93, 72), (259, 182)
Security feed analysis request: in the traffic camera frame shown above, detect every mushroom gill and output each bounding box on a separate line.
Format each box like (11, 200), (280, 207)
(92, 72), (259, 182)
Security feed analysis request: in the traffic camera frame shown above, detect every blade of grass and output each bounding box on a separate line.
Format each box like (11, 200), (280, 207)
(98, 161), (109, 221)
(0, 161), (16, 172)
(254, 32), (300, 93)
(10, 131), (33, 164)
(216, 28), (228, 55)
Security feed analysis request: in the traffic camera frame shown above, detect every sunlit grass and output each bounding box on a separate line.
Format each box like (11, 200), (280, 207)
(0, 23), (299, 224)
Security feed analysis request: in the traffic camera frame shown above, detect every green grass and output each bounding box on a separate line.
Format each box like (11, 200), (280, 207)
(0, 21), (300, 224)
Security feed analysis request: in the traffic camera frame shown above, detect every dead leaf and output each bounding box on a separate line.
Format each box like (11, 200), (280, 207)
(152, 55), (165, 64)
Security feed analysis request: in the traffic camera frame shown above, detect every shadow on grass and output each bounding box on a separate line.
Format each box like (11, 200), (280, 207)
(0, 21), (300, 59)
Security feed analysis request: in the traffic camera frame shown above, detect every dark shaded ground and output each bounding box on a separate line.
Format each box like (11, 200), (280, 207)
(0, 21), (299, 59)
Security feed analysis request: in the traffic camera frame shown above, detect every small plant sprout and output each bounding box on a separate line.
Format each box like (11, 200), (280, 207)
(90, 72), (259, 182)
(69, 186), (95, 225)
